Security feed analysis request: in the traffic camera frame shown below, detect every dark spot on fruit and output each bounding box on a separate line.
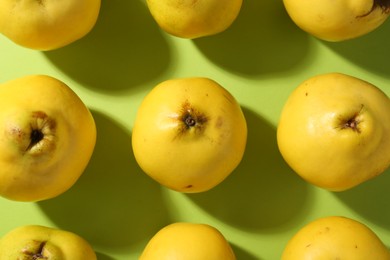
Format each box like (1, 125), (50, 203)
(37, 0), (45, 6)
(10, 127), (24, 139)
(32, 111), (47, 119)
(215, 116), (223, 128)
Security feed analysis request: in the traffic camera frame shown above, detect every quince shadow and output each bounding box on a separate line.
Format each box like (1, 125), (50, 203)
(187, 108), (311, 232)
(322, 20), (390, 78)
(95, 252), (116, 260)
(43, 0), (171, 94)
(231, 243), (261, 260)
(37, 110), (171, 251)
(192, 0), (310, 77)
(333, 168), (390, 229)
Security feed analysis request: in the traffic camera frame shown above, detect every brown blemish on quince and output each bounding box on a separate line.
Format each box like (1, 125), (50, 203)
(215, 116), (223, 129)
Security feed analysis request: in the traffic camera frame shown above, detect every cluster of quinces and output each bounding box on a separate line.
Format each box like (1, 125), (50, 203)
(0, 0), (389, 259)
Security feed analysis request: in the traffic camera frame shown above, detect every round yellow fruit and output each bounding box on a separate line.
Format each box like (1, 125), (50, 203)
(0, 225), (97, 259)
(132, 77), (247, 193)
(0, 0), (101, 50)
(146, 0), (243, 39)
(283, 0), (390, 41)
(0, 75), (96, 201)
(140, 222), (236, 260)
(277, 72), (390, 191)
(282, 216), (390, 260)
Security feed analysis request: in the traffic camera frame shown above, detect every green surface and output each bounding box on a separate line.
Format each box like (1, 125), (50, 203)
(1, 0), (390, 259)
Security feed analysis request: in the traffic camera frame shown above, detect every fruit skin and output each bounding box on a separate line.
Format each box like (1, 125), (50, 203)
(0, 0), (101, 50)
(281, 216), (390, 260)
(283, 0), (390, 41)
(0, 75), (96, 202)
(146, 0), (243, 39)
(140, 222), (236, 260)
(277, 72), (390, 191)
(132, 77), (247, 193)
(0, 225), (97, 260)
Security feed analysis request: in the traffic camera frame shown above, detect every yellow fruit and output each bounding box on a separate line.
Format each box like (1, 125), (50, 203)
(0, 75), (96, 201)
(140, 222), (236, 260)
(283, 0), (390, 41)
(0, 225), (96, 259)
(282, 216), (390, 260)
(0, 0), (101, 50)
(146, 0), (243, 39)
(132, 77), (247, 193)
(277, 73), (390, 191)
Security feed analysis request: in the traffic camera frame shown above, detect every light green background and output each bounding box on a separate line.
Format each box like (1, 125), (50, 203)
(1, 0), (390, 259)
